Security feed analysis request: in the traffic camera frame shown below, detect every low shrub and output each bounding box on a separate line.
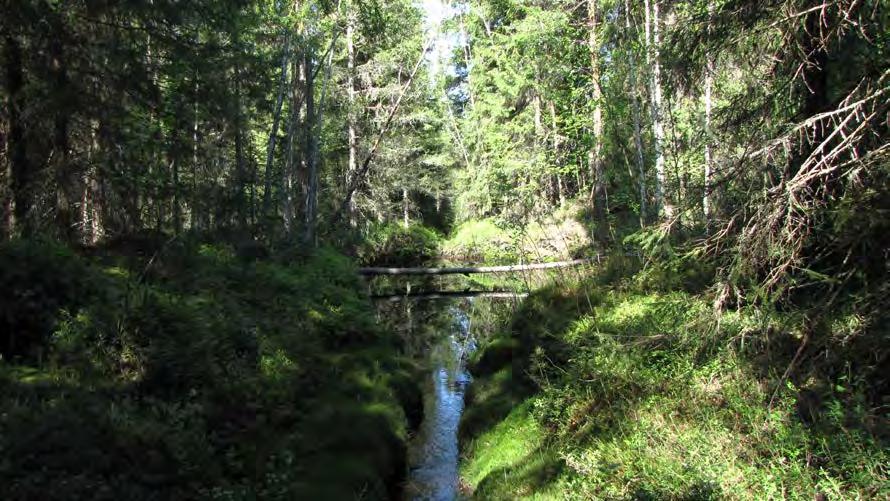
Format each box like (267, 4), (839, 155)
(0, 239), (418, 499)
(442, 219), (517, 264)
(358, 222), (441, 266)
(0, 238), (97, 360)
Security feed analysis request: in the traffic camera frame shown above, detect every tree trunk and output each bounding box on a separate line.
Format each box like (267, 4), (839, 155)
(549, 101), (566, 208)
(232, 27), (247, 231)
(302, 52), (316, 244)
(703, 1), (714, 229)
(4, 35), (28, 236)
(49, 26), (75, 240)
(191, 75), (200, 231)
(588, 0), (608, 243)
(346, 11), (359, 227)
(81, 119), (103, 245)
(304, 42), (335, 246)
(263, 31), (290, 218)
(646, 0), (668, 219)
(402, 187), (410, 228)
(626, 0), (647, 227)
(283, 58), (304, 239)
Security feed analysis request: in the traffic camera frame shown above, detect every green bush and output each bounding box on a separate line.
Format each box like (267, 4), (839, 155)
(0, 239), (96, 360)
(442, 219), (517, 264)
(358, 222), (441, 266)
(0, 239), (418, 500)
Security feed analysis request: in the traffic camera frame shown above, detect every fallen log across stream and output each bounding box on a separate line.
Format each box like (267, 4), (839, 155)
(371, 290), (529, 302)
(358, 258), (592, 276)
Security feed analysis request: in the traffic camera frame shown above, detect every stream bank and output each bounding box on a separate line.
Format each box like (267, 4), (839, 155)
(458, 259), (890, 499)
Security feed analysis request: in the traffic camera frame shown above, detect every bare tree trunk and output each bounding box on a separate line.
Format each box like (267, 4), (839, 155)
(533, 92), (550, 203)
(402, 187), (409, 228)
(549, 101), (565, 208)
(588, 0), (608, 243)
(232, 26), (247, 231)
(626, 0), (647, 227)
(4, 35), (27, 236)
(459, 10), (475, 110)
(703, 1), (714, 229)
(646, 0), (668, 219)
(282, 58), (304, 239)
(49, 25), (76, 240)
(170, 126), (182, 235)
(304, 42), (336, 246)
(191, 75), (200, 231)
(81, 119), (103, 245)
(302, 51), (318, 245)
(346, 10), (358, 227)
(263, 31), (290, 217)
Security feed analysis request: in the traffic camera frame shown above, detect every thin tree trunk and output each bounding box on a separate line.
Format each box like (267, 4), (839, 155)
(346, 11), (358, 226)
(302, 51), (317, 245)
(646, 0), (668, 219)
(588, 0), (608, 243)
(82, 120), (102, 245)
(233, 27), (247, 231)
(169, 132), (182, 235)
(626, 0), (647, 227)
(402, 187), (409, 228)
(549, 101), (565, 207)
(263, 31), (290, 217)
(50, 26), (74, 240)
(282, 58), (304, 239)
(703, 1), (714, 229)
(4, 35), (27, 236)
(304, 42), (336, 246)
(192, 75), (200, 231)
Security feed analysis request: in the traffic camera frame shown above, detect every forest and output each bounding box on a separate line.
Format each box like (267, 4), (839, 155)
(0, 0), (888, 499)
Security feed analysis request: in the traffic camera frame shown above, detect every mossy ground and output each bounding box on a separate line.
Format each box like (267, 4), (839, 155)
(460, 255), (889, 499)
(0, 237), (417, 500)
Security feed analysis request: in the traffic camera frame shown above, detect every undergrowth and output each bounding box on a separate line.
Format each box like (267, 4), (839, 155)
(460, 253), (889, 499)
(357, 222), (441, 267)
(0, 236), (418, 500)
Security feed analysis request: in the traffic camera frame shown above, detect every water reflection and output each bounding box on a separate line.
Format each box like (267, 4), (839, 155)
(370, 274), (526, 500)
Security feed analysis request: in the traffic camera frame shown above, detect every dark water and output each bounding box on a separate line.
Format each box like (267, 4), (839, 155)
(405, 306), (475, 500)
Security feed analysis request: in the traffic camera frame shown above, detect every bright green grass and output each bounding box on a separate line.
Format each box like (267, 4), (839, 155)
(460, 278), (890, 500)
(461, 401), (567, 500)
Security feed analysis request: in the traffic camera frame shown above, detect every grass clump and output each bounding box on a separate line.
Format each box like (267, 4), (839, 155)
(0, 237), (418, 500)
(460, 254), (889, 499)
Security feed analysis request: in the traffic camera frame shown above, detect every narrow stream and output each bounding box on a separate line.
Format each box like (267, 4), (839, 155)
(405, 305), (475, 500)
(371, 277), (526, 500)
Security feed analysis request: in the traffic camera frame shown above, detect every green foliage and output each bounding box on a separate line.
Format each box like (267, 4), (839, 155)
(357, 222), (442, 266)
(0, 239), (417, 499)
(442, 219), (517, 263)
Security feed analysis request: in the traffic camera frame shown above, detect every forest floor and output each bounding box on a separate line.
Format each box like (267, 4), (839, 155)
(458, 253), (889, 499)
(0, 236), (421, 499)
